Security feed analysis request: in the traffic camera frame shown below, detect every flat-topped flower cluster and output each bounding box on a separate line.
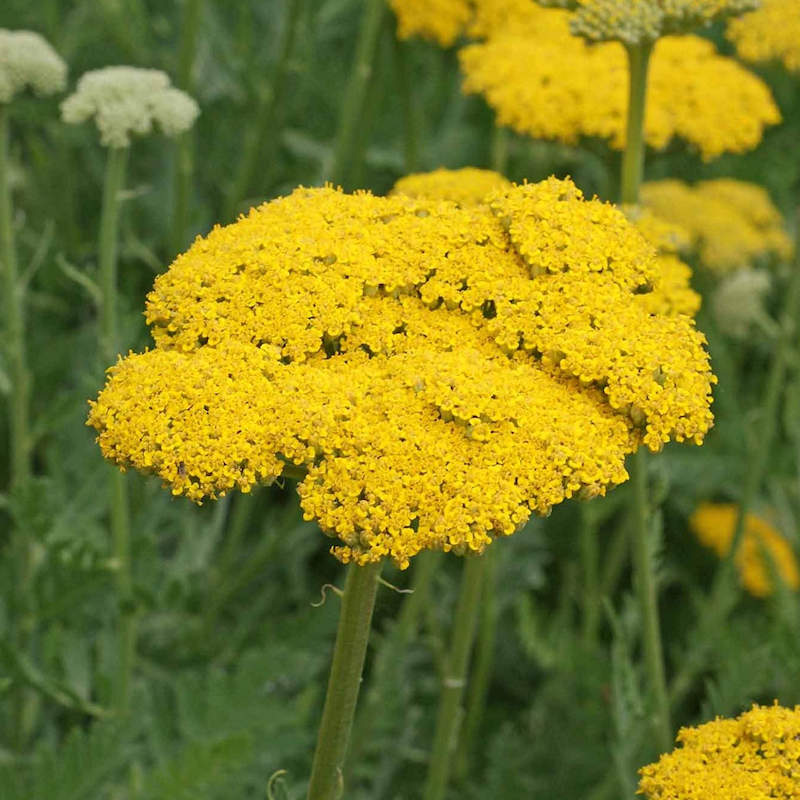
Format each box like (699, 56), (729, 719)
(639, 703), (800, 799)
(89, 178), (715, 567)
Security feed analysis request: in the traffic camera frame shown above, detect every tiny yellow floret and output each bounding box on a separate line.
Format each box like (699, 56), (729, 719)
(690, 502), (800, 597)
(638, 703), (800, 799)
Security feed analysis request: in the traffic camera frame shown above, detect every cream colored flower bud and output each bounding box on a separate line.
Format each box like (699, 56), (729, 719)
(712, 269), (772, 339)
(0, 29), (67, 104)
(61, 66), (199, 148)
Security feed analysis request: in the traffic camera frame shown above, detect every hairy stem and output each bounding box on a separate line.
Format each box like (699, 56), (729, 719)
(326, 0), (386, 188)
(619, 41), (671, 753)
(307, 561), (382, 800)
(169, 0), (203, 256)
(98, 145), (135, 715)
(225, 0), (304, 219)
(423, 554), (485, 800)
(1, 103), (37, 750)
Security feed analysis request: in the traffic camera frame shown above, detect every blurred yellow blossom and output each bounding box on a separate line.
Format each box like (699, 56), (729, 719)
(390, 0), (473, 45)
(392, 167), (512, 206)
(459, 6), (779, 160)
(641, 179), (793, 273)
(728, 0), (800, 73)
(638, 703), (800, 798)
(690, 502), (800, 596)
(89, 179), (715, 567)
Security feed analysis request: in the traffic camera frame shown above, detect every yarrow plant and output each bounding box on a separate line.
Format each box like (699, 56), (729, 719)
(641, 179), (793, 274)
(62, 65), (198, 716)
(458, 5), (780, 161)
(88, 177), (715, 797)
(0, 27), (66, 751)
(392, 165), (512, 205)
(638, 703), (800, 798)
(690, 503), (800, 597)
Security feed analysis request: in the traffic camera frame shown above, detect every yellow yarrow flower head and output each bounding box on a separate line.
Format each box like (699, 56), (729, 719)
(689, 502), (800, 597)
(0, 29), (66, 104)
(459, 6), (780, 160)
(641, 179), (793, 274)
(638, 703), (800, 798)
(61, 66), (199, 148)
(728, 0), (800, 73)
(392, 167), (513, 206)
(712, 269), (772, 339)
(393, 168), (701, 317)
(89, 179), (715, 568)
(564, 0), (757, 45)
(390, 0), (473, 46)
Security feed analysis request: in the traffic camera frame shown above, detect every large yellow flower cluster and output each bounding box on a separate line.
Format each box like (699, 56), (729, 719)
(638, 703), (800, 799)
(392, 167), (512, 206)
(689, 503), (800, 597)
(641, 179), (793, 274)
(459, 6), (779, 159)
(89, 179), (714, 567)
(728, 0), (800, 73)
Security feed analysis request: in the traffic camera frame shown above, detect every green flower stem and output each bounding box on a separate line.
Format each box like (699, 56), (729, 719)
(579, 504), (601, 646)
(98, 145), (135, 715)
(1, 103), (36, 750)
(99, 146), (128, 368)
(224, 0), (304, 219)
(619, 41), (671, 753)
(423, 554), (486, 800)
(307, 561), (382, 800)
(394, 35), (419, 174)
(170, 0), (203, 256)
(455, 546), (499, 781)
(348, 550), (441, 769)
(326, 0), (387, 188)
(630, 449), (672, 751)
(669, 232), (800, 710)
(619, 43), (651, 206)
(491, 125), (509, 174)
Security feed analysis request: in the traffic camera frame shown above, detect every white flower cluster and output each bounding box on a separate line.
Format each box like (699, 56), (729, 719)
(712, 268), (772, 339)
(564, 0), (757, 44)
(0, 29), (67, 104)
(61, 66), (199, 148)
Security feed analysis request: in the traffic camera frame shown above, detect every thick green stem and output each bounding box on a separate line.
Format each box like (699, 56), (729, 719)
(423, 554), (485, 800)
(455, 547), (498, 780)
(630, 450), (672, 752)
(490, 126), (509, 175)
(669, 221), (800, 709)
(1, 103), (36, 750)
(619, 43), (651, 206)
(170, 0), (202, 256)
(224, 0), (304, 219)
(307, 561), (382, 800)
(98, 146), (128, 368)
(619, 41), (671, 753)
(326, 0), (386, 188)
(579, 504), (601, 646)
(394, 35), (419, 173)
(98, 145), (135, 714)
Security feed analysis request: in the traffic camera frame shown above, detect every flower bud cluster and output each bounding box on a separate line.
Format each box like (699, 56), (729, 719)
(0, 29), (66, 104)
